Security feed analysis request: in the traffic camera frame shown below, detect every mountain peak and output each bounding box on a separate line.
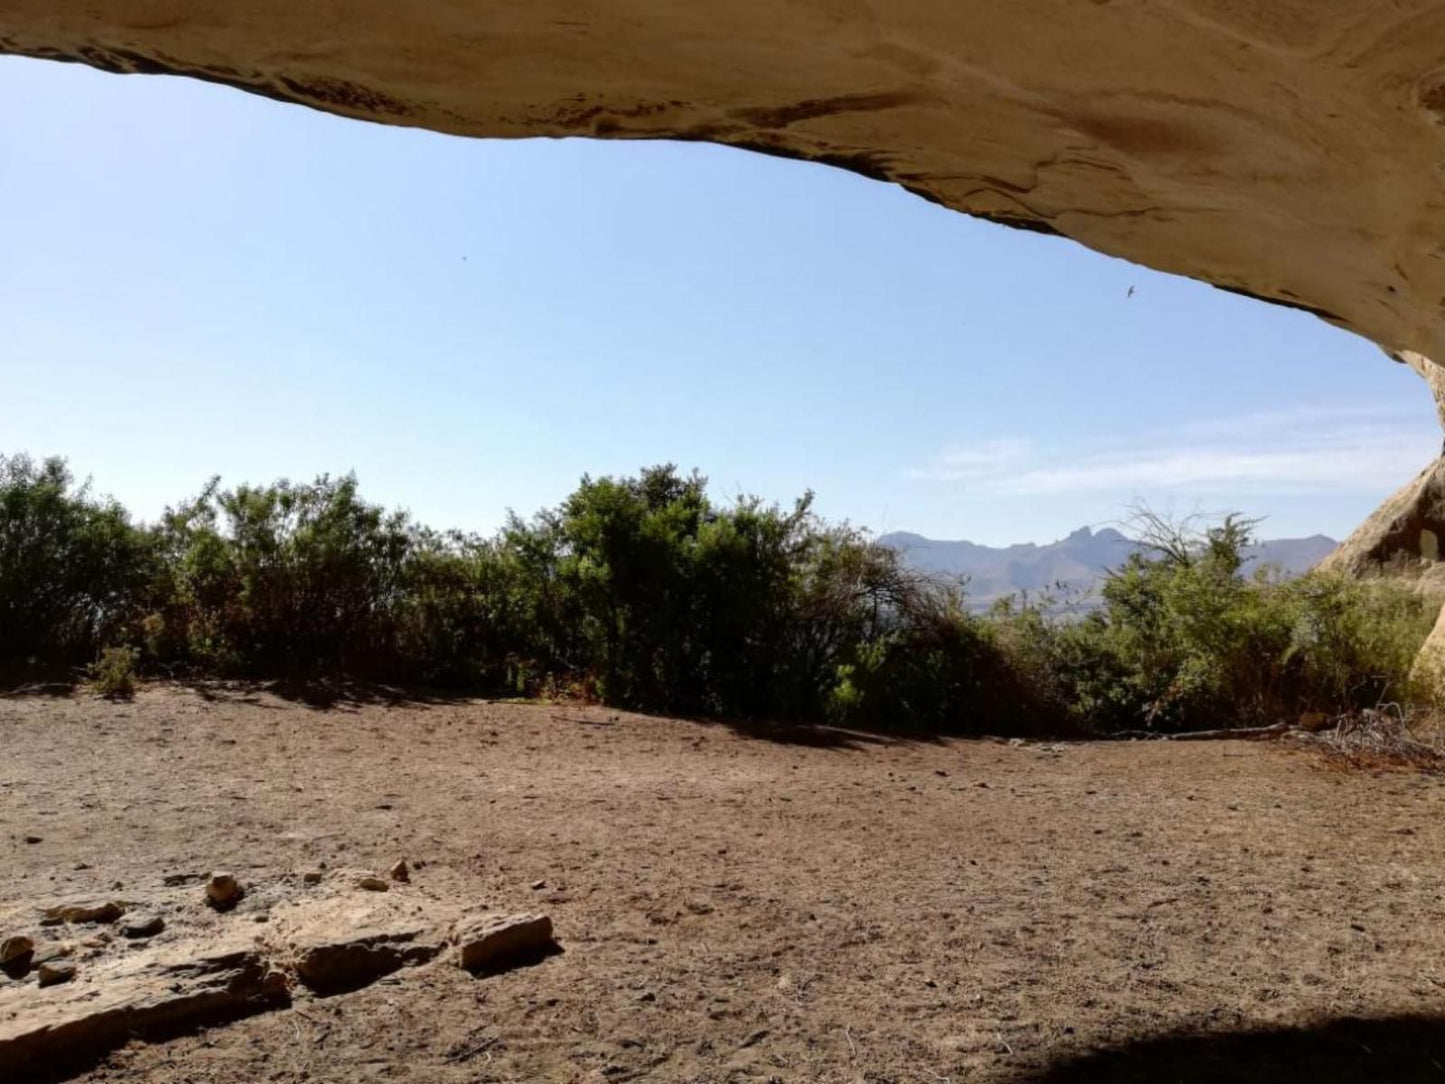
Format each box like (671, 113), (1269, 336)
(878, 528), (1339, 611)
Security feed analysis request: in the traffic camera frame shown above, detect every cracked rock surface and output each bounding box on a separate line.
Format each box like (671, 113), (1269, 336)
(0, 873), (553, 1074)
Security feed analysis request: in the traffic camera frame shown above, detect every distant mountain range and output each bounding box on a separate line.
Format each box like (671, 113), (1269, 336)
(877, 526), (1339, 611)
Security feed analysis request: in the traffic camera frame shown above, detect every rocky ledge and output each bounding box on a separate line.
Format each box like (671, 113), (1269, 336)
(0, 868), (557, 1076)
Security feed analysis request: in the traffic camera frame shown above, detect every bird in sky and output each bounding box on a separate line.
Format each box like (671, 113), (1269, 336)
(1126, 285), (1135, 298)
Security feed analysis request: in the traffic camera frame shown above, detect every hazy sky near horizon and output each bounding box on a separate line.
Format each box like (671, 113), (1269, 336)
(2, 57), (1439, 545)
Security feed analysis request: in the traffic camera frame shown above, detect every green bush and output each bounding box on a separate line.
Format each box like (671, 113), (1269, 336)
(1002, 512), (1438, 733)
(152, 474), (417, 674)
(88, 645), (139, 699)
(0, 455), (153, 669)
(1, 454), (1436, 737)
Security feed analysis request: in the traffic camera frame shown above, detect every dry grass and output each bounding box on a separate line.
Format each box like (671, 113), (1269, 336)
(1293, 707), (1445, 773)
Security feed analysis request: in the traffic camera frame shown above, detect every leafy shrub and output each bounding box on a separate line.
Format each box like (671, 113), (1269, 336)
(88, 645), (139, 699)
(1, 454), (1437, 737)
(0, 455), (153, 669)
(1275, 574), (1435, 713)
(155, 474), (417, 674)
(1005, 511), (1438, 733)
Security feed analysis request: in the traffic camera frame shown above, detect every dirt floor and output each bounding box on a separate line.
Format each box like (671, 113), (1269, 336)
(6, 684), (1445, 1082)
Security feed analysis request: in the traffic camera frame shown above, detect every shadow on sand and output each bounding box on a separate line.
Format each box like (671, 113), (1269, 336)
(1013, 1015), (1445, 1084)
(183, 676), (479, 712)
(0, 680), (80, 699)
(4, 672), (1075, 750)
(677, 712), (940, 750)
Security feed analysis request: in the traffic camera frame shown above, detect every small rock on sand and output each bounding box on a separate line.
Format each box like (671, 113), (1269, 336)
(389, 860), (410, 883)
(455, 913), (555, 974)
(0, 936), (34, 966)
(40, 901), (124, 926)
(303, 871), (323, 885)
(30, 942), (73, 965)
(292, 926), (444, 993)
(122, 914), (165, 939)
(357, 876), (390, 892)
(37, 960), (76, 987)
(205, 873), (242, 910)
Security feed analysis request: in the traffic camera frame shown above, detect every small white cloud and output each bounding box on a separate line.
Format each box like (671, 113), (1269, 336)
(908, 407), (1439, 497)
(905, 438), (1033, 481)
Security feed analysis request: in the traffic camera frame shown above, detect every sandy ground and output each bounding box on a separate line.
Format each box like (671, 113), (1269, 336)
(5, 684), (1445, 1082)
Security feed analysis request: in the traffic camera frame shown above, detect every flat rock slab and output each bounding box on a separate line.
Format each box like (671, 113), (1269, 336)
(455, 913), (555, 975)
(122, 913), (166, 939)
(0, 876), (563, 1074)
(291, 927), (442, 994)
(35, 960), (76, 988)
(39, 900), (125, 926)
(266, 889), (455, 994)
(0, 940), (285, 1075)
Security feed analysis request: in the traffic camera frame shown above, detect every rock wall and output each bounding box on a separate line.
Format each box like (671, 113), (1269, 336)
(1324, 350), (1445, 683)
(1318, 458), (1445, 585)
(5, 1), (1445, 363)
(1321, 350), (1445, 583)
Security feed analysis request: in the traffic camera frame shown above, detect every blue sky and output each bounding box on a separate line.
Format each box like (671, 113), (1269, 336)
(2, 57), (1438, 545)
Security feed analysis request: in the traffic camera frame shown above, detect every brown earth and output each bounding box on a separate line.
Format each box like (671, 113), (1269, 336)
(5, 684), (1445, 1082)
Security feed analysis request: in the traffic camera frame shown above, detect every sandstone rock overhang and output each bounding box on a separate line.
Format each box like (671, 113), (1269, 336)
(4, 2), (1445, 362)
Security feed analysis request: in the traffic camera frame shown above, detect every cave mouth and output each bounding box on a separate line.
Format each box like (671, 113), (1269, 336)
(1, 48), (1441, 561)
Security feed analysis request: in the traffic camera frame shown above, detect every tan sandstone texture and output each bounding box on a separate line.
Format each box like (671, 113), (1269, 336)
(0, 939), (286, 1074)
(0, 870), (556, 1074)
(4, 1), (1445, 363)
(1319, 458), (1445, 583)
(454, 913), (556, 975)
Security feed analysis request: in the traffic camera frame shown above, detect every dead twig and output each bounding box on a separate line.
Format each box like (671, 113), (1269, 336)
(1294, 709), (1445, 773)
(444, 1032), (498, 1063)
(550, 712), (615, 726)
(1113, 721), (1291, 742)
